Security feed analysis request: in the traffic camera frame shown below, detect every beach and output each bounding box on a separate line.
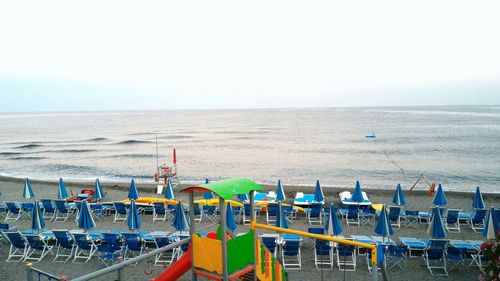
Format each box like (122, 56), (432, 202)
(0, 177), (494, 280)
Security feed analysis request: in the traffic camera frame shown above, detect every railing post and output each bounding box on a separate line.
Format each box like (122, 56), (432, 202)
(26, 262), (33, 281)
(117, 268), (123, 281)
(371, 264), (378, 281)
(249, 191), (257, 281)
(188, 191), (197, 281)
(219, 198), (229, 281)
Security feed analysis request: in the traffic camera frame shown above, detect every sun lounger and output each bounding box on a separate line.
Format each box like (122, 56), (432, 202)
(339, 191), (372, 206)
(293, 192), (323, 206)
(423, 239), (449, 276)
(281, 239), (301, 269)
(24, 234), (54, 262)
(5, 202), (24, 221)
(52, 230), (75, 262)
(337, 244), (356, 271)
(72, 233), (98, 263)
(314, 239), (333, 269)
(399, 237), (428, 258)
(4, 231), (29, 262)
(445, 209), (461, 232)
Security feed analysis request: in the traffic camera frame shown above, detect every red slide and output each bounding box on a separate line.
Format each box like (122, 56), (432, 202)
(150, 251), (191, 281)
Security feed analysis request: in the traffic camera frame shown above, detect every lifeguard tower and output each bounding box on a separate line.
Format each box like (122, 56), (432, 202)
(154, 148), (181, 194)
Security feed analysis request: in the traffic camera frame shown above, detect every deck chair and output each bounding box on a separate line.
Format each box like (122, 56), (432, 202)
(337, 244), (356, 271)
(4, 231), (28, 262)
(283, 205), (296, 221)
(388, 206), (402, 228)
(385, 245), (407, 270)
(314, 239), (333, 269)
(308, 203), (323, 225)
(154, 237), (177, 266)
(202, 205), (217, 222)
(360, 207), (375, 226)
(403, 210), (419, 228)
(40, 199), (57, 221)
(54, 200), (73, 221)
(266, 203), (278, 225)
(98, 233), (124, 265)
(423, 239), (449, 276)
(72, 233), (98, 263)
(24, 234), (54, 262)
(445, 209), (461, 232)
(4, 202), (24, 221)
(307, 227), (325, 248)
(261, 236), (278, 257)
(122, 233), (146, 260)
(21, 202), (34, 216)
(90, 204), (108, 221)
(470, 209), (487, 232)
(152, 202), (168, 222)
(346, 205), (360, 227)
(281, 239), (301, 269)
(470, 248), (487, 269)
(446, 246), (465, 271)
(193, 203), (203, 223)
(240, 204), (254, 225)
(113, 202), (128, 223)
(52, 230), (75, 262)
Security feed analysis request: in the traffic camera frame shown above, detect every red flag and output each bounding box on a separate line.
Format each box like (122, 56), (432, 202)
(173, 148), (177, 164)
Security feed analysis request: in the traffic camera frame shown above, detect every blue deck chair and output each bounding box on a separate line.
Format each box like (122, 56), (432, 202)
(283, 205), (295, 221)
(202, 205), (217, 222)
(314, 239), (333, 269)
(385, 245), (407, 270)
(423, 239), (449, 276)
(307, 227), (325, 248)
(388, 206), (402, 228)
(193, 203), (203, 223)
(281, 239), (301, 269)
(40, 199), (57, 221)
(52, 230), (75, 262)
(24, 234), (54, 262)
(345, 205), (360, 227)
(403, 210), (419, 228)
(240, 204), (253, 225)
(261, 236), (278, 257)
(308, 203), (323, 225)
(470, 209), (487, 232)
(90, 204), (108, 221)
(266, 203), (278, 225)
(446, 246), (465, 271)
(54, 200), (73, 221)
(122, 233), (146, 260)
(98, 233), (124, 265)
(360, 207), (375, 226)
(4, 231), (28, 262)
(72, 233), (98, 263)
(445, 209), (461, 232)
(21, 202), (34, 216)
(154, 237), (176, 266)
(5, 202), (24, 221)
(113, 202), (128, 223)
(337, 244), (356, 271)
(152, 202), (167, 222)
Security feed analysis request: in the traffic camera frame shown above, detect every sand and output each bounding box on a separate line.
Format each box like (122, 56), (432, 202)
(0, 177), (495, 281)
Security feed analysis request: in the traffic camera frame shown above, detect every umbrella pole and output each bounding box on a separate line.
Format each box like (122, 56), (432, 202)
(188, 192), (197, 281)
(249, 192), (257, 281)
(219, 198), (228, 281)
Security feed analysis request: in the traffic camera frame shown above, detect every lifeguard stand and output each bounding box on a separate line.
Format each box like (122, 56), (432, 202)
(154, 148), (181, 194)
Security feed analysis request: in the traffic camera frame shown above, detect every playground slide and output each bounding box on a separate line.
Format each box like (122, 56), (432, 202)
(150, 251), (191, 281)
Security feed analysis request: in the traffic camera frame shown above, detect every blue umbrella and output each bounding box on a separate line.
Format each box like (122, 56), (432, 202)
(483, 208), (498, 240)
(374, 205), (394, 240)
(237, 193), (249, 202)
(392, 183), (406, 206)
(473, 186), (485, 210)
(275, 202), (289, 229)
(351, 180), (364, 203)
(276, 180), (286, 201)
(23, 178), (35, 199)
(325, 203), (343, 236)
(226, 202), (237, 232)
(432, 184), (447, 206)
(127, 200), (142, 231)
(165, 179), (175, 200)
(94, 178), (105, 201)
(128, 179), (139, 200)
(172, 201), (189, 231)
(314, 180), (324, 202)
(202, 178), (214, 200)
(427, 207), (446, 239)
(78, 201), (96, 231)
(31, 200), (45, 233)
(58, 178), (69, 199)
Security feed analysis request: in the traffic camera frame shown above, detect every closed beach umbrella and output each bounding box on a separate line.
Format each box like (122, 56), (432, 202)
(58, 178), (69, 199)
(473, 186), (485, 210)
(392, 183), (406, 206)
(164, 179), (175, 200)
(427, 207), (446, 239)
(78, 201), (96, 231)
(172, 200), (189, 231)
(314, 180), (324, 202)
(432, 184), (447, 206)
(325, 203), (343, 236)
(94, 178), (105, 201)
(31, 200), (45, 233)
(275, 202), (289, 229)
(203, 178), (214, 200)
(483, 208), (498, 240)
(128, 179), (139, 200)
(226, 202), (237, 232)
(173, 148), (177, 165)
(237, 193), (249, 202)
(351, 180), (364, 203)
(127, 200), (141, 231)
(23, 178), (35, 199)
(374, 205), (394, 241)
(276, 180), (286, 201)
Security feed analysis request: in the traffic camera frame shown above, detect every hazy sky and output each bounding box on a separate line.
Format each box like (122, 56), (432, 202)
(1, 1), (499, 112)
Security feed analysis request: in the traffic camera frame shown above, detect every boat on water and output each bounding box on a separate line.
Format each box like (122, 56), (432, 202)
(365, 131), (376, 139)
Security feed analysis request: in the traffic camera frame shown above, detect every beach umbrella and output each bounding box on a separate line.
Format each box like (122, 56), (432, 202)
(164, 179), (175, 200)
(275, 202), (289, 229)
(202, 178), (214, 200)
(427, 207), (446, 239)
(78, 201), (96, 231)
(473, 186), (485, 210)
(374, 205), (394, 241)
(392, 183), (406, 206)
(352, 180), (364, 203)
(23, 178), (35, 199)
(127, 200), (142, 231)
(237, 193), (249, 202)
(31, 200), (45, 233)
(314, 180), (324, 202)
(172, 200), (189, 231)
(276, 180), (286, 201)
(58, 178), (69, 199)
(432, 184), (447, 206)
(325, 203), (343, 236)
(94, 178), (105, 201)
(226, 202), (237, 232)
(483, 208), (499, 240)
(128, 179), (139, 200)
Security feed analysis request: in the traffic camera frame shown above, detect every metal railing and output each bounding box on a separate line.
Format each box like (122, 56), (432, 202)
(26, 263), (63, 281)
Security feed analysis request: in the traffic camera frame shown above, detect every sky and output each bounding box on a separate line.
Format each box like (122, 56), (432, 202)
(0, 0), (499, 112)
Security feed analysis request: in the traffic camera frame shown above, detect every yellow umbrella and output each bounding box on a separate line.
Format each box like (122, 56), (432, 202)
(121, 197), (186, 206)
(195, 199), (243, 207)
(371, 203), (383, 212)
(256, 201), (305, 213)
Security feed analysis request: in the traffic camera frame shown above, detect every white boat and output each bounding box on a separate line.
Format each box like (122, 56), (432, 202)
(365, 131), (376, 139)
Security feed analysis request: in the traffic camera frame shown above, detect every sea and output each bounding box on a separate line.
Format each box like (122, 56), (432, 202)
(0, 105), (498, 193)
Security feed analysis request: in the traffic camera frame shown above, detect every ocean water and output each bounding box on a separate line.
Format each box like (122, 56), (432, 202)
(0, 106), (498, 192)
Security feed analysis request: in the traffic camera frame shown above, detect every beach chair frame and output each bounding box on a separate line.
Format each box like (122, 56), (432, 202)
(192, 202), (203, 223)
(307, 203), (323, 226)
(261, 236), (278, 257)
(422, 239), (449, 276)
(445, 209), (461, 232)
(345, 205), (360, 227)
(336, 244), (356, 271)
(122, 233), (146, 261)
(40, 199), (57, 221)
(314, 239), (333, 269)
(72, 233), (98, 263)
(385, 245), (407, 270)
(446, 246), (465, 271)
(4, 202), (24, 221)
(4, 231), (29, 262)
(153, 236), (177, 266)
(52, 230), (76, 262)
(281, 239), (302, 269)
(24, 234), (55, 262)
(113, 202), (128, 223)
(403, 210), (419, 229)
(469, 209), (486, 232)
(388, 205), (402, 228)
(53, 200), (74, 222)
(266, 203), (278, 225)
(152, 202), (168, 222)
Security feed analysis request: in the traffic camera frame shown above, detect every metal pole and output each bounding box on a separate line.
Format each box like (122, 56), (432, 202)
(249, 191), (257, 281)
(188, 192), (197, 281)
(381, 260), (390, 281)
(371, 264), (378, 281)
(117, 268), (123, 281)
(219, 198), (229, 281)
(26, 263), (33, 281)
